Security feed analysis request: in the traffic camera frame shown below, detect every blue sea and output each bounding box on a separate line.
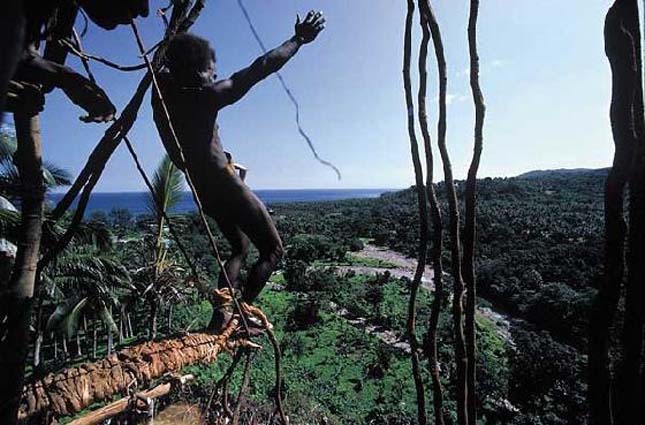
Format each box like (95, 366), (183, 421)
(47, 189), (394, 216)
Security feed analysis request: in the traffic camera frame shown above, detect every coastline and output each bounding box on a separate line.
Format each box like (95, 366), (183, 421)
(46, 188), (396, 216)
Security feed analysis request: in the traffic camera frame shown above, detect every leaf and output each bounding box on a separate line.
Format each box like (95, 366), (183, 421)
(99, 304), (119, 336)
(45, 301), (75, 333)
(0, 204), (20, 243)
(0, 132), (16, 162)
(42, 168), (56, 187)
(62, 297), (88, 338)
(42, 161), (72, 187)
(146, 154), (185, 219)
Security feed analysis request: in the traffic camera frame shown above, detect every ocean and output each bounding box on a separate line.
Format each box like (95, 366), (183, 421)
(47, 189), (394, 216)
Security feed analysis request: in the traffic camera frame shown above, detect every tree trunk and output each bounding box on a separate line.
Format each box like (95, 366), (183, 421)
(32, 301), (44, 369)
(19, 325), (241, 421)
(167, 304), (173, 332)
(106, 325), (113, 354)
(92, 322), (97, 359)
(617, 2), (645, 424)
(33, 331), (43, 369)
(118, 311), (124, 344)
(127, 312), (134, 338)
(417, 1), (446, 424)
(589, 2), (639, 424)
(76, 333), (82, 358)
(424, 2), (469, 424)
(463, 1), (486, 423)
(0, 111), (45, 425)
(149, 301), (158, 340)
(403, 1), (429, 423)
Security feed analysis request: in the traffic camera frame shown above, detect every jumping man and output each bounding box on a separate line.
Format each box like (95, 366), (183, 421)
(152, 11), (326, 331)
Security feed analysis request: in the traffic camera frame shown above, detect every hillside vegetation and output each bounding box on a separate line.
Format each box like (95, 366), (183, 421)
(15, 170), (604, 424)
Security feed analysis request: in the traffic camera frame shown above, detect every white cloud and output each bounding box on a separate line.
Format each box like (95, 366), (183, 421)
(456, 59), (509, 78)
(490, 59), (507, 68)
(432, 93), (468, 106)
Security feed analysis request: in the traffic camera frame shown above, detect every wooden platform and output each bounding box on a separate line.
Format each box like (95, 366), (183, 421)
(18, 323), (240, 421)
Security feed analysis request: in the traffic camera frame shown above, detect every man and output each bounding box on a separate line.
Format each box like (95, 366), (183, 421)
(152, 10), (326, 331)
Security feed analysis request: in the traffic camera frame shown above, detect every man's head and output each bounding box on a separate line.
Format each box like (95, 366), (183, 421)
(165, 33), (216, 85)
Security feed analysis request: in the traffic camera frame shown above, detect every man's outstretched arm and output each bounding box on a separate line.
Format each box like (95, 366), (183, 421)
(14, 52), (115, 122)
(214, 10), (325, 107)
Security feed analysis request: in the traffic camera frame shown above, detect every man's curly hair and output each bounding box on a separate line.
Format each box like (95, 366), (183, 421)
(165, 33), (215, 83)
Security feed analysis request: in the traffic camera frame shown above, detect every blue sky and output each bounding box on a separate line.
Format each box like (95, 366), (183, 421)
(13, 0), (620, 191)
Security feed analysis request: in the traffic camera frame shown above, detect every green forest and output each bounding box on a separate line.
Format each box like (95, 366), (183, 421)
(2, 165), (604, 424)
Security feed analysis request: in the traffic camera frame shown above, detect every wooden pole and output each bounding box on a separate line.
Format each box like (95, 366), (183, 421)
(68, 374), (195, 425)
(403, 0), (429, 423)
(424, 2), (469, 423)
(617, 2), (645, 424)
(589, 2), (638, 423)
(417, 1), (446, 423)
(463, 1), (486, 423)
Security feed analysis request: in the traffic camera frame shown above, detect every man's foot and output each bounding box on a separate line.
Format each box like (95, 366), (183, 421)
(242, 316), (268, 337)
(208, 308), (233, 334)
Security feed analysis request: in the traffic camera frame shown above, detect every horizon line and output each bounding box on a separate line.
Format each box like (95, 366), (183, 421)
(47, 187), (403, 195)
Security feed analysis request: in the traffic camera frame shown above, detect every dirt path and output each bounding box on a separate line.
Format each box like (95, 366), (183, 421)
(328, 302), (412, 354)
(339, 243), (435, 286)
(335, 243), (514, 345)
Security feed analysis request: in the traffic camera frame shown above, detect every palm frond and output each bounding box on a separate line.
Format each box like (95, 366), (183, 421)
(0, 165), (20, 199)
(98, 303), (119, 335)
(147, 154), (184, 219)
(71, 221), (113, 251)
(45, 297), (88, 338)
(0, 204), (20, 242)
(62, 297), (88, 338)
(41, 217), (113, 252)
(42, 161), (73, 188)
(0, 132), (16, 163)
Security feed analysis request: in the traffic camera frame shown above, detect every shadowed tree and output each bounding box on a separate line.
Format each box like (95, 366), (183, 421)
(589, 1), (644, 424)
(615, 1), (645, 423)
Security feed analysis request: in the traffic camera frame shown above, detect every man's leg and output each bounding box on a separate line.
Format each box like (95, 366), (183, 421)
(214, 214), (250, 290)
(234, 189), (283, 304)
(202, 194), (252, 333)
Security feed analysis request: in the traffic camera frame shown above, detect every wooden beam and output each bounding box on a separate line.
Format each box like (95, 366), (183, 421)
(68, 374), (194, 425)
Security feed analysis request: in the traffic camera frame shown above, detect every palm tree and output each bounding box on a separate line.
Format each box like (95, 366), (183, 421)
(0, 130), (72, 200)
(136, 153), (186, 339)
(1, 128), (116, 366)
(44, 247), (132, 358)
(1, 130), (73, 282)
(0, 130), (111, 254)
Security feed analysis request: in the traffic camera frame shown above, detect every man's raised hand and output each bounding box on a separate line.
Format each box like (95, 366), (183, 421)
(295, 10), (326, 44)
(76, 80), (116, 123)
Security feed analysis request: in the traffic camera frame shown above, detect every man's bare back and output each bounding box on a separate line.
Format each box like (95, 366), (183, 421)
(152, 11), (326, 332)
